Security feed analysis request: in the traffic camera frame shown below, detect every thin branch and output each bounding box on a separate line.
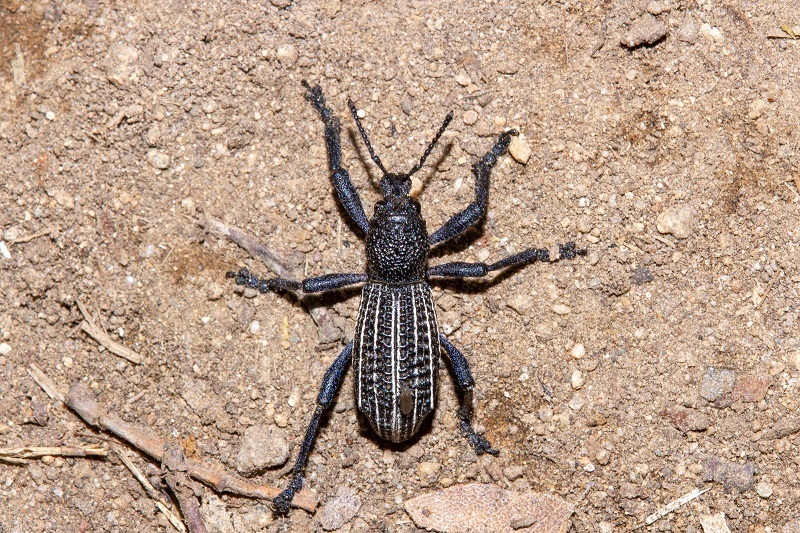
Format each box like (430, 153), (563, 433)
(27, 363), (65, 402)
(162, 444), (207, 533)
(76, 299), (143, 364)
(642, 484), (712, 527)
(7, 226), (56, 245)
(113, 447), (186, 533)
(203, 213), (342, 344)
(0, 445), (106, 463)
(65, 383), (319, 512)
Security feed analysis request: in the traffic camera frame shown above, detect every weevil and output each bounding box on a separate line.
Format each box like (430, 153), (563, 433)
(227, 82), (585, 513)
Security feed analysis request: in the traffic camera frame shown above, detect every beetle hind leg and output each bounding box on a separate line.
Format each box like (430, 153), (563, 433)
(272, 342), (353, 514)
(440, 334), (499, 456)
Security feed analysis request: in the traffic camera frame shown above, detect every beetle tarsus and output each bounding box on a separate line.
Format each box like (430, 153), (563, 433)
(272, 477), (303, 515)
(462, 423), (499, 456)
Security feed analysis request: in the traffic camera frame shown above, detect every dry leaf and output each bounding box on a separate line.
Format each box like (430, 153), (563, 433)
(404, 483), (573, 533)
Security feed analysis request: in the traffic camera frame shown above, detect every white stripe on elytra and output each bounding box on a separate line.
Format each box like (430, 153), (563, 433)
(390, 289), (398, 436)
(356, 285), (373, 410)
(422, 285), (434, 409)
(410, 283), (419, 433)
(372, 287), (382, 433)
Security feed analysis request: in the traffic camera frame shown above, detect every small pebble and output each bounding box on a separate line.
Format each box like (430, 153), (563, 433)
(756, 482), (773, 499)
(3, 226), (19, 241)
(700, 367), (736, 402)
(646, 1), (670, 15)
(249, 321), (260, 334)
(596, 449), (611, 465)
(508, 135), (531, 165)
(146, 149), (171, 170)
(676, 16), (699, 43)
(656, 206), (694, 239)
(503, 465), (524, 481)
(416, 461), (441, 487)
(571, 343), (586, 359)
(506, 294), (532, 315)
(287, 387), (301, 408)
(568, 393), (585, 411)
(747, 99), (768, 120)
(106, 42), (139, 86)
(201, 100), (218, 114)
(620, 14), (668, 48)
(552, 304), (571, 316)
(454, 72), (471, 86)
(273, 412), (288, 427)
(0, 343), (11, 356)
(276, 44), (298, 66)
(235, 425), (289, 475)
(463, 110), (478, 125)
(571, 369), (585, 390)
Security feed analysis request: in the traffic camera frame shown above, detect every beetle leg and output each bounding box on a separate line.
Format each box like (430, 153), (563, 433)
(302, 81), (370, 236)
(273, 342), (353, 514)
(439, 334), (499, 457)
(227, 268), (367, 294)
(427, 242), (585, 280)
(428, 129), (518, 246)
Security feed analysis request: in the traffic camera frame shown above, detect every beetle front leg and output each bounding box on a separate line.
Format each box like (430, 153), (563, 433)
(440, 334), (498, 457)
(273, 342), (353, 514)
(428, 129), (518, 246)
(227, 268), (367, 294)
(302, 81), (370, 236)
(427, 242), (585, 280)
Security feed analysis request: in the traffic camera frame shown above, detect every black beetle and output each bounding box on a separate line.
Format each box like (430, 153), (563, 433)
(228, 82), (585, 513)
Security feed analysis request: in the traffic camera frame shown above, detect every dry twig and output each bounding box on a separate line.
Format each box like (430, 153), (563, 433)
(27, 363), (65, 402)
(65, 383), (319, 512)
(7, 226), (56, 245)
(202, 213), (342, 344)
(114, 447), (186, 533)
(162, 444), (208, 533)
(642, 484), (712, 527)
(0, 445), (106, 464)
(76, 299), (143, 364)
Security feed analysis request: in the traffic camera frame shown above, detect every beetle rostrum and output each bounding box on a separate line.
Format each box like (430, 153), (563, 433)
(227, 82), (586, 514)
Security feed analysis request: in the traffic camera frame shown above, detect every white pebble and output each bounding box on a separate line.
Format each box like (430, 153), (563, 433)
(249, 321), (260, 334)
(756, 482), (773, 499)
(356, 109), (366, 119)
(0, 343), (11, 356)
(571, 343), (586, 359)
(287, 387), (301, 408)
(571, 369), (585, 390)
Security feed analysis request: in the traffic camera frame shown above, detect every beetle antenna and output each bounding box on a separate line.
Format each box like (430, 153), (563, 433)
(348, 99), (389, 177)
(407, 111), (453, 177)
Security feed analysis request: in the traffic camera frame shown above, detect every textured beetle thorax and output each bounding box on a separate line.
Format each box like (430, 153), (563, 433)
(366, 197), (429, 284)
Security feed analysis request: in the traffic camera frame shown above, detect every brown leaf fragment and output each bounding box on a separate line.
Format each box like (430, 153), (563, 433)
(732, 374), (771, 403)
(404, 483), (574, 533)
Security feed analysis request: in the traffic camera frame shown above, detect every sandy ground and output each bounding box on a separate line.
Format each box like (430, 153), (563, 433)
(1, 0), (800, 531)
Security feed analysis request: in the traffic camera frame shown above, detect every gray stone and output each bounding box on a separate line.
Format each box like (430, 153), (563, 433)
(235, 424), (289, 476)
(320, 486), (361, 531)
(700, 367), (736, 402)
(620, 14), (668, 48)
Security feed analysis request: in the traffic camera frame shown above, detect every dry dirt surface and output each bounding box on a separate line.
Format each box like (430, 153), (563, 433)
(1, 0), (799, 531)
